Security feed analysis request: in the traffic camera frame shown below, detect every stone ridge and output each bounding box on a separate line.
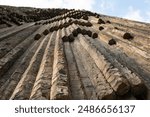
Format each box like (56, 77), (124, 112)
(0, 6), (150, 100)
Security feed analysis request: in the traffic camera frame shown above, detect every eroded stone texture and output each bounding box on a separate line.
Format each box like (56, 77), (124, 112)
(0, 6), (150, 100)
(50, 30), (70, 100)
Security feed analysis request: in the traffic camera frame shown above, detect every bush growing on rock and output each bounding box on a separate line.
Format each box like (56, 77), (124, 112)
(98, 18), (105, 24)
(82, 15), (89, 20)
(81, 29), (87, 35)
(62, 36), (68, 42)
(49, 27), (54, 32)
(86, 30), (92, 37)
(99, 26), (104, 31)
(114, 27), (119, 30)
(72, 29), (78, 37)
(69, 19), (72, 23)
(59, 24), (64, 29)
(86, 22), (92, 27)
(34, 33), (41, 40)
(106, 20), (111, 24)
(73, 20), (78, 25)
(68, 34), (75, 42)
(95, 15), (99, 18)
(76, 27), (82, 34)
(43, 29), (49, 35)
(108, 39), (116, 45)
(92, 33), (98, 39)
(78, 21), (83, 26)
(53, 26), (59, 31)
(35, 22), (38, 25)
(123, 32), (134, 40)
(76, 15), (81, 19)
(63, 22), (69, 28)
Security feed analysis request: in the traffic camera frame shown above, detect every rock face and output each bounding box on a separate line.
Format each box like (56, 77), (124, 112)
(0, 5), (150, 100)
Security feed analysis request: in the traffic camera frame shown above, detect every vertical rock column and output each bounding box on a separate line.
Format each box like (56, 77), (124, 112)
(64, 26), (85, 99)
(50, 29), (70, 100)
(71, 34), (116, 99)
(9, 34), (50, 100)
(78, 34), (130, 96)
(30, 32), (56, 100)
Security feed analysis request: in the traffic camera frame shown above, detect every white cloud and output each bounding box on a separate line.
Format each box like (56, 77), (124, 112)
(146, 11), (150, 17)
(145, 11), (150, 22)
(144, 0), (150, 4)
(0, 0), (95, 10)
(99, 0), (114, 12)
(63, 0), (95, 10)
(124, 6), (150, 23)
(124, 6), (144, 21)
(94, 0), (115, 14)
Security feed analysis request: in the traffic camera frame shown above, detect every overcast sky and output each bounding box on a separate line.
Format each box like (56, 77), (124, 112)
(0, 0), (150, 23)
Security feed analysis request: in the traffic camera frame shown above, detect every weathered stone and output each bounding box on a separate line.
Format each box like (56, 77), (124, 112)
(10, 34), (50, 100)
(77, 34), (130, 96)
(72, 36), (116, 99)
(50, 30), (70, 100)
(0, 7), (150, 100)
(30, 32), (55, 100)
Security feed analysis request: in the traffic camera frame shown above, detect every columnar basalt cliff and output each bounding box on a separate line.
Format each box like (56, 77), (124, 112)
(0, 5), (150, 100)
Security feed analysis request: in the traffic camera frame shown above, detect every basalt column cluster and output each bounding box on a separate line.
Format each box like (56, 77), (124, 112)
(0, 6), (150, 100)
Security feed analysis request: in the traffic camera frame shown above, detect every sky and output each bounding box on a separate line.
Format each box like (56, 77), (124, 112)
(0, 0), (150, 23)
